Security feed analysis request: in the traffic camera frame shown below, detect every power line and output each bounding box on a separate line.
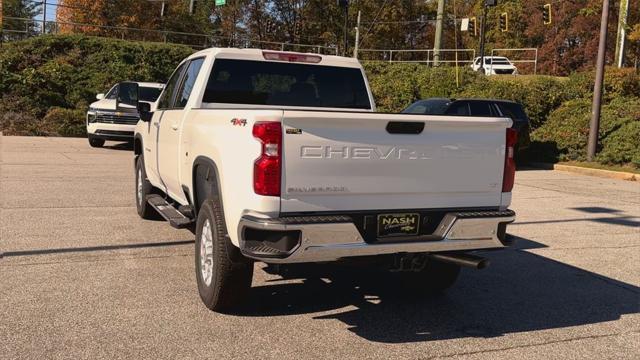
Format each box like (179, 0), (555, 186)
(359, 0), (391, 47)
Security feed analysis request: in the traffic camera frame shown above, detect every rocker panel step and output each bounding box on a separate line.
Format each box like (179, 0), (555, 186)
(147, 195), (194, 229)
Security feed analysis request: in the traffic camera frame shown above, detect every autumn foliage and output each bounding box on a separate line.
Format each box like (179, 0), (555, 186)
(36, 1), (640, 75)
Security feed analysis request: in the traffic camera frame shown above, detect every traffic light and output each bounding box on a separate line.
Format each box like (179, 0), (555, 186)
(469, 17), (477, 36)
(499, 12), (508, 32)
(542, 3), (552, 25)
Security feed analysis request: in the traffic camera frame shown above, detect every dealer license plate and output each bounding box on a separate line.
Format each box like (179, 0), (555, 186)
(377, 213), (420, 237)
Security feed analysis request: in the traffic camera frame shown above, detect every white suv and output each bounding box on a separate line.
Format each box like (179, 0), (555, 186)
(86, 82), (164, 147)
(471, 56), (518, 75)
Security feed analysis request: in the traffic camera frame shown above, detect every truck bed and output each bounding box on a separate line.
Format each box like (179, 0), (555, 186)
(280, 110), (512, 213)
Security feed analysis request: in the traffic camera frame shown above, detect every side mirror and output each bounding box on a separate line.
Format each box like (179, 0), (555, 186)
(116, 81), (139, 109)
(137, 102), (153, 122)
(96, 93), (104, 100)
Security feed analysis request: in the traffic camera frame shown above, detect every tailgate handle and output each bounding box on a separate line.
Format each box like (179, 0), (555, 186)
(386, 121), (425, 134)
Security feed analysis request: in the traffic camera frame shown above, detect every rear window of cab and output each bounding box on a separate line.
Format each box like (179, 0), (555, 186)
(202, 59), (371, 109)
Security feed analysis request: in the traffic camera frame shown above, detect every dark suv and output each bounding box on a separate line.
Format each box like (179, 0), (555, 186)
(403, 98), (531, 154)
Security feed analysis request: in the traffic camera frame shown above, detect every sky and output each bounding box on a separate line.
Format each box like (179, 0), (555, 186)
(39, 0), (59, 22)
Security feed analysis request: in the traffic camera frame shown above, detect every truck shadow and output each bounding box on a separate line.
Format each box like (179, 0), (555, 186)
(242, 237), (639, 343)
(103, 141), (133, 151)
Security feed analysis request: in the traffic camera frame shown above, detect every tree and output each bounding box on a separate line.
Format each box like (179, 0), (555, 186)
(57, 0), (216, 43)
(628, 23), (640, 69)
(1, 0), (41, 41)
(44, 0), (640, 75)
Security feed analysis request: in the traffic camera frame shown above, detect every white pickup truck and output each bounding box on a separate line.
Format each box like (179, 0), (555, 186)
(86, 82), (164, 147)
(125, 48), (517, 312)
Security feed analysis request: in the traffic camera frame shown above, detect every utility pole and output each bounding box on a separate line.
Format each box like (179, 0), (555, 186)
(614, 0), (629, 68)
(353, 10), (361, 58)
(433, 0), (445, 66)
(478, 3), (488, 73)
(42, 0), (46, 34)
(453, 0), (459, 87)
(588, 0), (610, 161)
(337, 0), (350, 56)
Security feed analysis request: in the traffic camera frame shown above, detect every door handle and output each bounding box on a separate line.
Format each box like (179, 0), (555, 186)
(171, 124), (179, 130)
(153, 122), (160, 128)
(386, 121), (424, 134)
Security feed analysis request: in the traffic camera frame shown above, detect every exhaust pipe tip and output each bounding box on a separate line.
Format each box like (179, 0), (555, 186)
(476, 258), (490, 270)
(428, 252), (490, 270)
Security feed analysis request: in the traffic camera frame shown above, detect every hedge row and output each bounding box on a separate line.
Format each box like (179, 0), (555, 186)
(364, 62), (640, 129)
(0, 35), (192, 136)
(1, 35), (638, 167)
(530, 97), (640, 167)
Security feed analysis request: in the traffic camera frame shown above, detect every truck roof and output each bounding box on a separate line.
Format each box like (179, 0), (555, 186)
(189, 47), (363, 68)
(135, 82), (165, 88)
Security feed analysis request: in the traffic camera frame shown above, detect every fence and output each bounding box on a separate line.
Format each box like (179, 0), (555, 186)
(357, 48), (477, 66)
(490, 48), (539, 75)
(0, 16), (339, 55)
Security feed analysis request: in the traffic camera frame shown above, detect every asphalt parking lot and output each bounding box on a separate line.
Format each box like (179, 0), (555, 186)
(1, 135), (639, 359)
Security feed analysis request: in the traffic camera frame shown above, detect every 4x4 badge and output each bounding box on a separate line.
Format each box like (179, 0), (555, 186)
(230, 118), (247, 127)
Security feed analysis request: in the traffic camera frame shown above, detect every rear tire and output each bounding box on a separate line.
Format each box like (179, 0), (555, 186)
(135, 155), (159, 219)
(195, 199), (253, 312)
(88, 136), (105, 148)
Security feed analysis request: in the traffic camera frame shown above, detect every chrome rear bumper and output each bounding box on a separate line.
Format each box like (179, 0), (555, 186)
(238, 210), (515, 264)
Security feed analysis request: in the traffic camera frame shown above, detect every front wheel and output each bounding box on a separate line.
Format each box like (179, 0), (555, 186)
(195, 199), (253, 312)
(135, 155), (159, 219)
(88, 136), (105, 148)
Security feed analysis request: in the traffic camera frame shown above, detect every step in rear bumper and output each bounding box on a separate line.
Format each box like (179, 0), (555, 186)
(238, 210), (515, 263)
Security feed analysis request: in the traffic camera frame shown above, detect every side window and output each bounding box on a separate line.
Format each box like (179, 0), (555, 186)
(105, 85), (119, 100)
(157, 63), (187, 110)
(490, 103), (502, 117)
(445, 102), (470, 116)
(405, 103), (428, 114)
(469, 101), (493, 117)
(175, 58), (205, 109)
(497, 104), (514, 118)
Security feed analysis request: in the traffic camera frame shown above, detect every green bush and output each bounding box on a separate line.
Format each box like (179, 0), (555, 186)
(362, 62), (483, 112)
(564, 67), (640, 101)
(0, 34), (193, 123)
(40, 107), (87, 137)
(415, 66), (482, 100)
(363, 63), (418, 113)
(1, 35), (638, 169)
(0, 111), (40, 136)
(530, 97), (640, 167)
(597, 120), (640, 168)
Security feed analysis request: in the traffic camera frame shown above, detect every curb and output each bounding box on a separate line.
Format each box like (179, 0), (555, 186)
(530, 163), (638, 182)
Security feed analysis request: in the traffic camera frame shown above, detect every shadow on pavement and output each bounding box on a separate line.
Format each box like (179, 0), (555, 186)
(103, 141), (133, 151)
(241, 237), (639, 343)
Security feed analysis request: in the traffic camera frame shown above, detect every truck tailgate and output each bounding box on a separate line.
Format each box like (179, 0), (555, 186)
(281, 111), (511, 213)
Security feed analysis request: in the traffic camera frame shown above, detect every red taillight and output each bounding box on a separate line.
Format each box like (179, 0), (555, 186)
(262, 51), (322, 63)
(253, 121), (282, 196)
(502, 128), (518, 192)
